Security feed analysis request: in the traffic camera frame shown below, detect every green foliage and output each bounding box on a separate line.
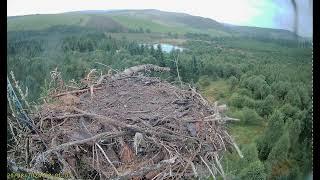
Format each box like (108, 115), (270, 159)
(300, 103), (312, 142)
(271, 81), (291, 100)
(109, 15), (199, 34)
(285, 89), (301, 107)
(239, 143), (259, 166)
(228, 76), (238, 90)
(257, 111), (285, 161)
(267, 132), (290, 163)
(285, 119), (301, 149)
(191, 55), (200, 81)
(234, 107), (262, 125)
(257, 94), (275, 117)
(280, 103), (300, 120)
(237, 88), (252, 97)
(155, 44), (165, 66)
(266, 132), (290, 179)
(198, 75), (211, 87)
(239, 161), (267, 180)
(296, 85), (310, 108)
(229, 93), (256, 109)
(7, 14), (90, 31)
(240, 75), (270, 99)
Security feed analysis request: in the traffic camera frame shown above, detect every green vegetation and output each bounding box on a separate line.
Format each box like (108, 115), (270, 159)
(110, 15), (194, 34)
(7, 11), (312, 180)
(7, 14), (90, 31)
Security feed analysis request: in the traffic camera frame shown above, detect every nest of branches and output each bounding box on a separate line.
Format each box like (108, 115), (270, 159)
(8, 64), (242, 180)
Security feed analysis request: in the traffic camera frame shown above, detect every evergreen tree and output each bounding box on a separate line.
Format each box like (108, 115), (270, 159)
(285, 119), (301, 149)
(156, 44), (165, 66)
(257, 110), (285, 160)
(266, 132), (290, 179)
(285, 89), (301, 107)
(280, 103), (299, 120)
(239, 161), (267, 180)
(191, 55), (200, 81)
(271, 81), (291, 100)
(258, 94), (275, 117)
(241, 107), (262, 125)
(150, 45), (155, 57)
(228, 76), (238, 90)
(238, 143), (259, 167)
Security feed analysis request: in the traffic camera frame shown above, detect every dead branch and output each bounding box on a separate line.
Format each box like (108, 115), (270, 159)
(114, 64), (170, 77)
(52, 87), (103, 97)
(95, 143), (120, 176)
(113, 157), (178, 180)
(41, 131), (127, 155)
(200, 156), (215, 179)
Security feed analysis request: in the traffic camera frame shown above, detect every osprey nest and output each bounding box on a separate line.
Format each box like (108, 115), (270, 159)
(14, 64), (242, 179)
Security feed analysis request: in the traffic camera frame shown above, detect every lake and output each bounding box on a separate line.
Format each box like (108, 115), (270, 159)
(140, 43), (184, 53)
(153, 43), (184, 53)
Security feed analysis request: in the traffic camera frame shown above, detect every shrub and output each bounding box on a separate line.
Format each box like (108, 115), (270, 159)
(228, 76), (238, 90)
(239, 161), (267, 180)
(257, 94), (275, 117)
(229, 93), (256, 109)
(242, 107), (262, 125)
(198, 75), (211, 87)
(266, 132), (290, 179)
(237, 88), (252, 97)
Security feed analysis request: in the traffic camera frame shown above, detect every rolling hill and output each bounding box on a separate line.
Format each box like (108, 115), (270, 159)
(7, 9), (302, 40)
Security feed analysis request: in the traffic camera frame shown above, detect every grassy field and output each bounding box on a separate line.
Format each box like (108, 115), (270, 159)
(8, 12), (231, 38)
(110, 15), (202, 34)
(200, 80), (231, 104)
(228, 124), (266, 145)
(201, 79), (267, 145)
(7, 14), (90, 31)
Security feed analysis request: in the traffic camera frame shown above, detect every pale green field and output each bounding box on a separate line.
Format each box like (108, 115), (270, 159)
(7, 14), (90, 31)
(8, 13), (230, 38)
(109, 15), (202, 34)
(201, 80), (267, 146)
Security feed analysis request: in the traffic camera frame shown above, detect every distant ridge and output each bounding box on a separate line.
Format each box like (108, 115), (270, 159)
(7, 9), (308, 39)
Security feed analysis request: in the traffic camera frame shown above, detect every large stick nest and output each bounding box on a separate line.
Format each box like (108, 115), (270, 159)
(11, 64), (241, 179)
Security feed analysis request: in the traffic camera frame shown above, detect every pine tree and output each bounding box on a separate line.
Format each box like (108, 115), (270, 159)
(258, 94), (275, 117)
(239, 161), (267, 180)
(285, 119), (301, 150)
(241, 108), (261, 125)
(238, 143), (259, 168)
(156, 44), (165, 66)
(150, 45), (155, 57)
(285, 89), (301, 107)
(266, 132), (290, 178)
(191, 55), (199, 81)
(280, 103), (300, 120)
(228, 76), (238, 90)
(257, 110), (284, 161)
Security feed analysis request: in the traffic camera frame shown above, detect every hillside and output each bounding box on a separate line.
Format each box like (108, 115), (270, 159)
(7, 9), (302, 40)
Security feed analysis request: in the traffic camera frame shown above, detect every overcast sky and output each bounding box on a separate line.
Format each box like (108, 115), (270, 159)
(7, 0), (312, 37)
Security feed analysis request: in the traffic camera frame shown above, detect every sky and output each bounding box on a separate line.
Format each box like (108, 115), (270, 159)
(7, 0), (312, 37)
